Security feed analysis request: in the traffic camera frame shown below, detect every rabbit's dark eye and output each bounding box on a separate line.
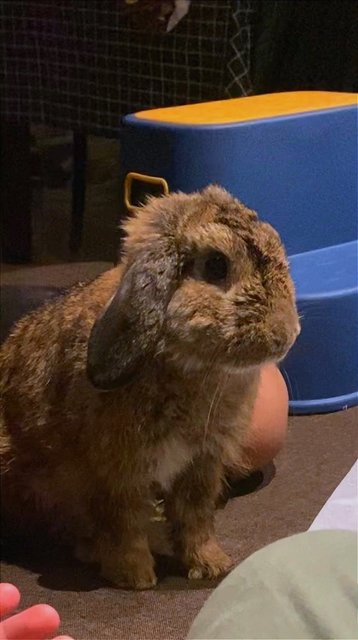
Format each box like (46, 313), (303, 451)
(183, 250), (229, 287)
(203, 251), (229, 284)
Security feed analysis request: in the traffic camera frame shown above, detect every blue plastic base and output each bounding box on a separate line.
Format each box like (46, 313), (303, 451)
(288, 391), (358, 415)
(284, 240), (358, 415)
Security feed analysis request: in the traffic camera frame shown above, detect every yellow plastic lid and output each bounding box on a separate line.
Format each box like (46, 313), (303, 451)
(133, 91), (357, 126)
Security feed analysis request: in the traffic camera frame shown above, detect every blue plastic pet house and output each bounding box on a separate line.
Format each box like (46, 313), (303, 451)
(120, 92), (358, 414)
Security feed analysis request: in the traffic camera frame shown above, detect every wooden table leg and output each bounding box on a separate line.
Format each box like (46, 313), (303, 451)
(69, 130), (87, 254)
(1, 123), (32, 263)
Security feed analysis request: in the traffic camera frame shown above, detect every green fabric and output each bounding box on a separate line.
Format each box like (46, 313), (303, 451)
(188, 530), (357, 639)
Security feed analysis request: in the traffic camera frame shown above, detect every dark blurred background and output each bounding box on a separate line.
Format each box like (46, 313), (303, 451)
(1, 0), (357, 266)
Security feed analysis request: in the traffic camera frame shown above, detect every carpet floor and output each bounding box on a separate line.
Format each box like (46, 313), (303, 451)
(1, 408), (356, 640)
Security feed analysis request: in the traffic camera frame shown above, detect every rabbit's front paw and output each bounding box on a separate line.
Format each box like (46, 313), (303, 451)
(100, 548), (157, 590)
(102, 562), (158, 590)
(186, 538), (232, 580)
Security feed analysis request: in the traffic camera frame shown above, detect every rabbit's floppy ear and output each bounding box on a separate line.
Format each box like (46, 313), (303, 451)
(87, 239), (178, 389)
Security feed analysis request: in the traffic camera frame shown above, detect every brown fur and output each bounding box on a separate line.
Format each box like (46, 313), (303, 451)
(0, 186), (299, 589)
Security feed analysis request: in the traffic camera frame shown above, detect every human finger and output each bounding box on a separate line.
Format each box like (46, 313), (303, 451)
(0, 604), (60, 640)
(0, 585), (21, 619)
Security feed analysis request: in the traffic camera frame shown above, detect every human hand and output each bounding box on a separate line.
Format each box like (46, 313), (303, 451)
(0, 583), (73, 640)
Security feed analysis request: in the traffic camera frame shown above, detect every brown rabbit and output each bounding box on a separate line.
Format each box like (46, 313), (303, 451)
(0, 186), (299, 589)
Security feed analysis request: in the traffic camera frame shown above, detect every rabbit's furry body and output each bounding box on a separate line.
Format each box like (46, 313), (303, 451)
(0, 186), (299, 588)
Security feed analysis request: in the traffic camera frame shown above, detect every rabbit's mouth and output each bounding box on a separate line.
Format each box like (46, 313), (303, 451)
(226, 316), (300, 370)
(164, 308), (300, 374)
(235, 325), (300, 367)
